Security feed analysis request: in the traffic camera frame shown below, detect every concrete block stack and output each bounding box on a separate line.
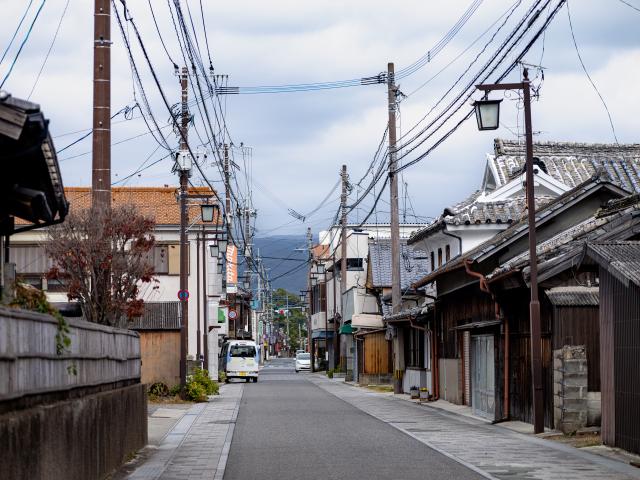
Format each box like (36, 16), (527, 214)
(553, 345), (588, 434)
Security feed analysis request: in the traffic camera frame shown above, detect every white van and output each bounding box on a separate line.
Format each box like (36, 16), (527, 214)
(219, 339), (259, 383)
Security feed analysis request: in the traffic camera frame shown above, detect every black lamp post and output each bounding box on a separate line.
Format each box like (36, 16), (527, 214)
(475, 68), (544, 434)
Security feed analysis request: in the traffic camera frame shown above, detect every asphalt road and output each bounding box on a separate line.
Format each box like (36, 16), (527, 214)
(224, 358), (482, 480)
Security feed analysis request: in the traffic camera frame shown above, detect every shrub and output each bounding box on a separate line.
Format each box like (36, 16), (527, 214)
(218, 371), (227, 383)
(327, 370), (334, 379)
(168, 384), (181, 396)
(148, 382), (169, 397)
(185, 381), (207, 402)
(184, 368), (219, 401)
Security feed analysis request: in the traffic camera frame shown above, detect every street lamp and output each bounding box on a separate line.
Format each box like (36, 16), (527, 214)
(473, 98), (502, 131)
(200, 203), (219, 223)
(475, 67), (544, 434)
(209, 243), (219, 258)
(218, 237), (228, 254)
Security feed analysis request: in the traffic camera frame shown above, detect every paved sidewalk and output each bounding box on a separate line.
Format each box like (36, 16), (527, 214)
(309, 375), (640, 480)
(126, 384), (243, 480)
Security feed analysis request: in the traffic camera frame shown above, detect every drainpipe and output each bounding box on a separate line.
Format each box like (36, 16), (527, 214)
(464, 259), (509, 422)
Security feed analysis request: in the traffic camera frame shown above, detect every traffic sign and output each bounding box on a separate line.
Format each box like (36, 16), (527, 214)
(228, 309), (237, 320)
(177, 289), (190, 301)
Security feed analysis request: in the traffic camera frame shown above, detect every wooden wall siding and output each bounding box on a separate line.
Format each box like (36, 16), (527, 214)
(363, 332), (390, 375)
(552, 306), (600, 392)
(600, 269), (640, 454)
(139, 331), (180, 387)
(438, 285), (495, 360)
(0, 307), (141, 402)
(500, 290), (554, 428)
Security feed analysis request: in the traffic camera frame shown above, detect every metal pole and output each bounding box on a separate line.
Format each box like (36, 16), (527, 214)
(306, 227), (314, 370)
(202, 225), (209, 371)
(179, 67), (189, 390)
(523, 69), (544, 434)
(339, 165), (348, 372)
(92, 0), (111, 212)
(196, 231), (201, 366)
(388, 62), (403, 394)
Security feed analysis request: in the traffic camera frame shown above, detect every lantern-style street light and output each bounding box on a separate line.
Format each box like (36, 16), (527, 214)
(473, 98), (502, 131)
(209, 243), (219, 258)
(475, 67), (544, 434)
(200, 203), (218, 223)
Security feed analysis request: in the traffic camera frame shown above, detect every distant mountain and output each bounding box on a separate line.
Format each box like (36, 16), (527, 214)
(254, 235), (308, 293)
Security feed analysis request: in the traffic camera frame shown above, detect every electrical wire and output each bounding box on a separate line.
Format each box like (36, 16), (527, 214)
(27, 0), (70, 99)
(0, 0), (47, 89)
(566, 0), (619, 143)
(0, 0), (35, 66)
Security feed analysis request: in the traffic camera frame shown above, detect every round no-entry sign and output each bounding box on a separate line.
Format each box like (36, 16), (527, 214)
(228, 309), (237, 319)
(177, 289), (190, 301)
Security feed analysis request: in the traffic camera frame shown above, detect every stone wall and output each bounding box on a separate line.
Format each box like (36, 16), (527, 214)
(0, 306), (147, 480)
(553, 345), (589, 434)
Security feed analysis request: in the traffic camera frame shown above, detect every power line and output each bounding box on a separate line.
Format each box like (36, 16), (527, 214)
(0, 0), (47, 89)
(27, 0), (70, 99)
(566, 0), (619, 143)
(0, 0), (35, 65)
(617, 0), (640, 13)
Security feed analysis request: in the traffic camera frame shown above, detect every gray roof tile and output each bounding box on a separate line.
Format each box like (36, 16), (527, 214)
(128, 301), (181, 330)
(586, 241), (640, 288)
(369, 239), (429, 289)
(545, 287), (599, 307)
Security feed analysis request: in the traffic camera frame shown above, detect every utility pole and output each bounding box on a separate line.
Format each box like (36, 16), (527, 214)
(306, 227), (314, 370)
(92, 0), (111, 212)
(222, 143), (236, 338)
(387, 62), (404, 394)
(178, 67), (190, 391)
(339, 165), (348, 372)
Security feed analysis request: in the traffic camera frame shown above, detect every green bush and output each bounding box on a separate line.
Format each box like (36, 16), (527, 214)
(185, 381), (207, 402)
(184, 368), (219, 401)
(218, 371), (227, 383)
(168, 384), (181, 396)
(327, 370), (334, 378)
(148, 382), (169, 397)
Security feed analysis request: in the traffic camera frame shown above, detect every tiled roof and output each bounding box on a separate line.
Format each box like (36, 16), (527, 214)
(491, 139), (640, 191)
(545, 287), (599, 307)
(30, 186), (219, 226)
(585, 241), (640, 289)
(369, 239), (429, 289)
(312, 244), (330, 260)
(412, 176), (628, 288)
(486, 194), (640, 283)
(128, 301), (181, 330)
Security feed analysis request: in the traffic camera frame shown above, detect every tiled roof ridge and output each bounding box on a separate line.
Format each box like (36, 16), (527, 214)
(495, 138), (640, 156)
(64, 185), (214, 193)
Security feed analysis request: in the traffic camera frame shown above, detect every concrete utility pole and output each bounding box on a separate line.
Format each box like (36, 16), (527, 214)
(387, 62), (404, 394)
(339, 165), (348, 372)
(223, 144), (235, 338)
(178, 67), (190, 390)
(306, 227), (314, 370)
(92, 0), (111, 212)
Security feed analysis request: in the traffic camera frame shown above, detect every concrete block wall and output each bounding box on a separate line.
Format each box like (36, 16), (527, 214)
(553, 345), (588, 434)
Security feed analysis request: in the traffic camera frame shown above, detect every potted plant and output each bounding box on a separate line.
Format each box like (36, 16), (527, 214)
(409, 386), (419, 399)
(419, 387), (430, 401)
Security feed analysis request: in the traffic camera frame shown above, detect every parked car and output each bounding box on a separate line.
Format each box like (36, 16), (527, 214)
(295, 352), (311, 373)
(219, 339), (259, 382)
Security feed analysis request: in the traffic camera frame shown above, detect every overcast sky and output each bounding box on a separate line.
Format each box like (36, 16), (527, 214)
(2, 0), (638, 240)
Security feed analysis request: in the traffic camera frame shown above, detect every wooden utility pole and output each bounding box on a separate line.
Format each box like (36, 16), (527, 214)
(339, 164), (348, 371)
(92, 0), (111, 211)
(178, 67), (190, 390)
(387, 62), (404, 394)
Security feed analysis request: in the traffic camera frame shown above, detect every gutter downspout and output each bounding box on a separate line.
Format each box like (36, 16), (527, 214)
(464, 259), (509, 422)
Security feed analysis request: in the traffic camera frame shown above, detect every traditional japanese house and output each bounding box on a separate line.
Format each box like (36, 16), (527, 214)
(409, 176), (640, 426)
(582, 241), (640, 454)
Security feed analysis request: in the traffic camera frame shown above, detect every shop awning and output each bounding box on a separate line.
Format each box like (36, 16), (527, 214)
(311, 330), (334, 339)
(452, 319), (502, 330)
(339, 323), (356, 334)
(351, 313), (384, 329)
